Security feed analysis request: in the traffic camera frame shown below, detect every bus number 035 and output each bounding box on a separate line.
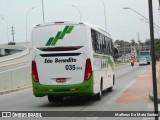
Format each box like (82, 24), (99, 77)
(65, 65), (75, 70)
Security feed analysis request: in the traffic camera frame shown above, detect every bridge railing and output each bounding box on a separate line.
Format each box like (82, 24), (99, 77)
(118, 45), (151, 52)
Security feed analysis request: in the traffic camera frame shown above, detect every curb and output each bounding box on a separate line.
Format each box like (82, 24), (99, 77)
(0, 86), (31, 95)
(149, 92), (160, 103)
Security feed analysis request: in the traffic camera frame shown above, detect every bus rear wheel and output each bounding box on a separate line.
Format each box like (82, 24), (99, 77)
(107, 86), (113, 92)
(48, 96), (55, 102)
(94, 81), (102, 100)
(48, 96), (64, 102)
(107, 76), (114, 92)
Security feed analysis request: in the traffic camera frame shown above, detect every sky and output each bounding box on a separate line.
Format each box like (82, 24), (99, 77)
(0, 0), (160, 44)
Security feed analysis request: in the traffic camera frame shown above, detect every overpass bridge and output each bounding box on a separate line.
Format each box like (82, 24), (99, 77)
(0, 42), (30, 63)
(118, 45), (151, 53)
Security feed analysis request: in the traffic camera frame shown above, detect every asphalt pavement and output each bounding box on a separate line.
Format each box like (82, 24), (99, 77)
(0, 63), (155, 120)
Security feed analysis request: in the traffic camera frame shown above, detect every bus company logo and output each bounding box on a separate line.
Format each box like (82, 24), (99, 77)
(55, 57), (76, 63)
(45, 26), (74, 46)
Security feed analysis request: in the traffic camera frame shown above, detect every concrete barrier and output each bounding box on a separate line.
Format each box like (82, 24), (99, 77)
(0, 65), (31, 94)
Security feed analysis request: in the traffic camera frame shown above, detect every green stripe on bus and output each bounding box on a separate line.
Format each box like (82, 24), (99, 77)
(51, 32), (62, 45)
(46, 37), (54, 46)
(67, 26), (74, 33)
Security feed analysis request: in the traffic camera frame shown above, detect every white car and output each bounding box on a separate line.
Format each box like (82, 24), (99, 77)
(139, 58), (148, 66)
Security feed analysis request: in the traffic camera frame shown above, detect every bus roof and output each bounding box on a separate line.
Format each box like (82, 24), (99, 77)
(33, 21), (111, 38)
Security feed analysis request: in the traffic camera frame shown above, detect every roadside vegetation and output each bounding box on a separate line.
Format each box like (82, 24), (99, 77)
(114, 38), (160, 62)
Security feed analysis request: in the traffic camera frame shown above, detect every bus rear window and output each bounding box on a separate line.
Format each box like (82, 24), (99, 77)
(37, 46), (82, 51)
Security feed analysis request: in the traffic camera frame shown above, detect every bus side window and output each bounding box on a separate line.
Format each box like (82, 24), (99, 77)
(91, 30), (96, 51)
(91, 29), (113, 55)
(104, 37), (107, 55)
(91, 29), (99, 53)
(102, 36), (105, 54)
(104, 37), (107, 54)
(109, 38), (113, 55)
(106, 37), (110, 54)
(99, 34), (103, 53)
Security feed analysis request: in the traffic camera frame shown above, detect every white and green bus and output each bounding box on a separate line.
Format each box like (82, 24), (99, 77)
(31, 21), (117, 102)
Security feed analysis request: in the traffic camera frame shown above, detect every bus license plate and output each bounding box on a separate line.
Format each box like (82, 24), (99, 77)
(56, 78), (66, 83)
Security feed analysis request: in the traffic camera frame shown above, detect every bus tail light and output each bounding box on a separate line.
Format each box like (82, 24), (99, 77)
(32, 61), (39, 82)
(84, 59), (92, 80)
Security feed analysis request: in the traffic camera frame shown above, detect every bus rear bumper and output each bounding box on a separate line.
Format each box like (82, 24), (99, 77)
(32, 76), (93, 97)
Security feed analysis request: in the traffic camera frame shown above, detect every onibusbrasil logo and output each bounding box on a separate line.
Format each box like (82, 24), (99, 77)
(45, 26), (74, 46)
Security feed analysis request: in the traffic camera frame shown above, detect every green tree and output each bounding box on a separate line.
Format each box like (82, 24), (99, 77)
(144, 39), (150, 45)
(114, 40), (130, 47)
(144, 38), (160, 60)
(154, 39), (160, 60)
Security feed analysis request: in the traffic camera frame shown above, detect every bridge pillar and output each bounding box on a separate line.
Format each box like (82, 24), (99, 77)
(1, 49), (5, 56)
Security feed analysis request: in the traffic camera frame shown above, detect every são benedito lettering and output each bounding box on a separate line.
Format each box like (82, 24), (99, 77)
(55, 57), (76, 63)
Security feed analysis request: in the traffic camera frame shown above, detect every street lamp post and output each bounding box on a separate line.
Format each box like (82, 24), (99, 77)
(26, 7), (35, 42)
(123, 7), (149, 21)
(100, 0), (107, 30)
(123, 7), (160, 30)
(0, 17), (9, 43)
(140, 19), (160, 38)
(72, 5), (82, 21)
(42, 0), (45, 23)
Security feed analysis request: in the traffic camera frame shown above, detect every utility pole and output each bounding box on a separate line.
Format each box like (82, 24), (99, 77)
(137, 32), (140, 55)
(148, 0), (159, 120)
(11, 26), (15, 42)
(159, 0), (160, 15)
(130, 39), (136, 61)
(137, 32), (140, 42)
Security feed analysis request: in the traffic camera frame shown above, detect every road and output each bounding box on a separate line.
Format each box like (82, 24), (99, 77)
(0, 63), (152, 119)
